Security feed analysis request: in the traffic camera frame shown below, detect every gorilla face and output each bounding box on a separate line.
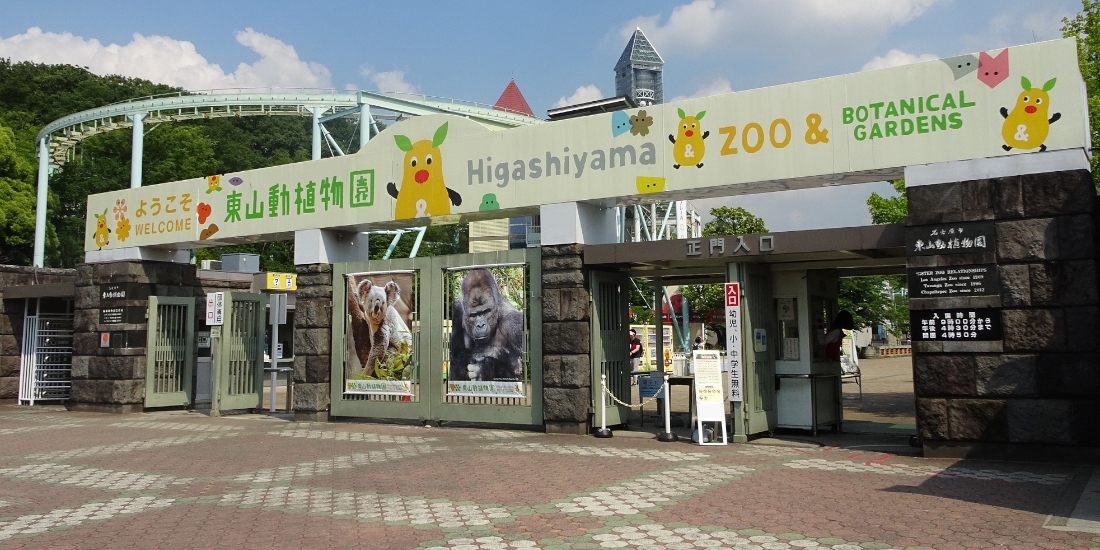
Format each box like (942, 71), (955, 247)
(461, 269), (501, 342)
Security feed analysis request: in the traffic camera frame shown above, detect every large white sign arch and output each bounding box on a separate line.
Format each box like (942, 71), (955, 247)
(85, 38), (1089, 253)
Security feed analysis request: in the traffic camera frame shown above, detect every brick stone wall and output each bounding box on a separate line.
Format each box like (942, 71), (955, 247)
(293, 263), (332, 421)
(70, 261), (204, 413)
(0, 265), (76, 401)
(907, 170), (1100, 456)
(541, 244), (592, 435)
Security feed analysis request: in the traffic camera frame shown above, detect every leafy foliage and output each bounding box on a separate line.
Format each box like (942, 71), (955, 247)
(838, 275), (908, 336)
(0, 123), (58, 264)
(1064, 3), (1100, 189)
(866, 179), (907, 224)
(701, 206), (767, 237)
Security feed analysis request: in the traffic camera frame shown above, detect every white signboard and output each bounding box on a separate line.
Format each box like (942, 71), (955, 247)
(725, 283), (744, 403)
(345, 379), (413, 396)
(693, 350), (728, 446)
(205, 292), (224, 326)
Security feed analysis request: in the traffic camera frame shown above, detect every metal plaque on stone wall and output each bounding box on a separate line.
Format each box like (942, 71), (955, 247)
(905, 221), (994, 256)
(98, 306), (146, 325)
(910, 308), (1002, 341)
(908, 265), (1000, 298)
(99, 283), (152, 302)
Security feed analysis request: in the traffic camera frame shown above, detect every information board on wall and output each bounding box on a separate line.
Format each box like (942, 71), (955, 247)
(908, 265), (999, 298)
(725, 283), (744, 403)
(911, 308), (1003, 341)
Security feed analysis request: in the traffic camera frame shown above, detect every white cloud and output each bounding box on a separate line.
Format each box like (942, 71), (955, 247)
(0, 27), (332, 90)
(671, 77), (733, 101)
(861, 49), (938, 71)
(362, 69), (418, 95)
(553, 85), (604, 108)
(618, 0), (945, 56)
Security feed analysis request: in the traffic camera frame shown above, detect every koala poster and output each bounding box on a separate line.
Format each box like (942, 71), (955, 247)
(446, 266), (527, 396)
(345, 272), (417, 388)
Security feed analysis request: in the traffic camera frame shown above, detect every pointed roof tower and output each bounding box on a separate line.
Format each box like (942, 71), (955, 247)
(493, 79), (536, 117)
(615, 28), (664, 106)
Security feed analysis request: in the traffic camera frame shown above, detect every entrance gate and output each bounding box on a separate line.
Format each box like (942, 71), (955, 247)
(17, 303), (74, 405)
(590, 271), (632, 426)
(144, 296), (194, 408)
(330, 249), (542, 425)
(212, 292), (265, 414)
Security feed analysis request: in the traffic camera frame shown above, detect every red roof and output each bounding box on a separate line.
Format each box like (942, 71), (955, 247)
(493, 79), (535, 117)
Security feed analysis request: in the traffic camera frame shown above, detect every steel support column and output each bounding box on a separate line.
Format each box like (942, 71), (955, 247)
(309, 107), (324, 160)
(130, 113), (146, 188)
(33, 137), (49, 267)
(359, 102), (371, 151)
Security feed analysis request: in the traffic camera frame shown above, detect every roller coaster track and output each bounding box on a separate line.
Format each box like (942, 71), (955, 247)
(36, 88), (541, 164)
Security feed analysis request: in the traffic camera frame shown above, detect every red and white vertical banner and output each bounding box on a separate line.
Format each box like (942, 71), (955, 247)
(725, 283), (743, 402)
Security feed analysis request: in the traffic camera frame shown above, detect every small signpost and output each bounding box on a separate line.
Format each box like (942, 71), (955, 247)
(692, 350), (728, 445)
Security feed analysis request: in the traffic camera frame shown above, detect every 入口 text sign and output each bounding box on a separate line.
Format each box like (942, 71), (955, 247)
(725, 283), (743, 403)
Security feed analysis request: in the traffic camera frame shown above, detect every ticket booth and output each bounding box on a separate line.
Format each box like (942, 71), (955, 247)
(772, 268), (843, 435)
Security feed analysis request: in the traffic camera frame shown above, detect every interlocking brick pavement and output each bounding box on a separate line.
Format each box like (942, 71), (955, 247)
(0, 404), (1097, 549)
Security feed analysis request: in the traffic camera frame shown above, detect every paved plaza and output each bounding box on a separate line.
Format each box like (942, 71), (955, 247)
(1, 403), (1099, 549)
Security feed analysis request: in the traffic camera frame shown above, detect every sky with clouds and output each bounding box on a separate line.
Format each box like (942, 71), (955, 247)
(0, 0), (1086, 231)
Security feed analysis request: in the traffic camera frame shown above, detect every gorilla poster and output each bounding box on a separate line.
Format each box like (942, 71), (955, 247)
(345, 271), (417, 395)
(446, 266), (527, 397)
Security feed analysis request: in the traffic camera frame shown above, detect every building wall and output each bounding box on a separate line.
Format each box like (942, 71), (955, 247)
(907, 170), (1100, 458)
(0, 265), (76, 401)
(541, 244), (592, 434)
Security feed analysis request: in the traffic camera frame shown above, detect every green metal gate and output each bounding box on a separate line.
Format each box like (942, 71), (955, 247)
(144, 296), (194, 408)
(213, 292), (265, 414)
(590, 271), (632, 426)
(330, 249), (542, 425)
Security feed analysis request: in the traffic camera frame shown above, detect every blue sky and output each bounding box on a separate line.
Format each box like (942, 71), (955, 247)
(0, 0), (1086, 231)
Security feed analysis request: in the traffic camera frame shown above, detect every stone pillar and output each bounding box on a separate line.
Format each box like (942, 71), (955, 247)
(541, 244), (591, 434)
(70, 261), (200, 413)
(293, 263), (332, 421)
(907, 169), (1100, 459)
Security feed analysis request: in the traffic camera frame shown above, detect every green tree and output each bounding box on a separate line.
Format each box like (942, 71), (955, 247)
(1064, 3), (1100, 188)
(0, 124), (58, 265)
(701, 206), (767, 236)
(838, 275), (908, 334)
(866, 179), (906, 224)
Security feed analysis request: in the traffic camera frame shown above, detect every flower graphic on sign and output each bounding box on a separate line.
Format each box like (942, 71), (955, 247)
(113, 199), (127, 221)
(115, 216), (131, 242)
(630, 109), (653, 136)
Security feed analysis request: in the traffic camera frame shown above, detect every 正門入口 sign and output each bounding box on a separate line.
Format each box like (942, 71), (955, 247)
(85, 39), (1088, 252)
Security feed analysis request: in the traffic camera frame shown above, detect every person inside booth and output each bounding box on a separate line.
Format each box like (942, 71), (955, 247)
(824, 310), (854, 361)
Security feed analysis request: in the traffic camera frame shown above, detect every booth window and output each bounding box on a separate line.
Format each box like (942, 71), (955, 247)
(776, 298), (799, 361)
